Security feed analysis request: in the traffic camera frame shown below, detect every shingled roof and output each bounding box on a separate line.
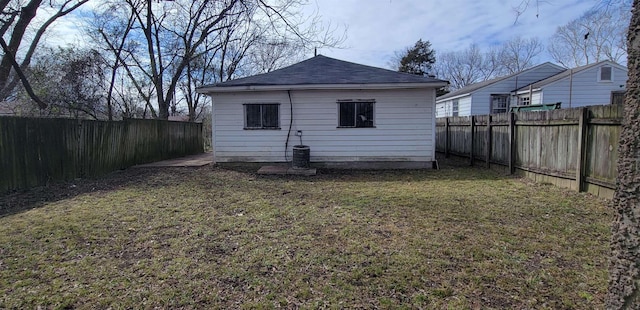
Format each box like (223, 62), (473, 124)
(514, 60), (625, 91)
(437, 62), (564, 101)
(198, 55), (447, 90)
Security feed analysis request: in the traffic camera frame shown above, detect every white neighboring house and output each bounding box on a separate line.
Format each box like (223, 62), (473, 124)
(511, 60), (627, 108)
(196, 55), (448, 168)
(435, 62), (565, 117)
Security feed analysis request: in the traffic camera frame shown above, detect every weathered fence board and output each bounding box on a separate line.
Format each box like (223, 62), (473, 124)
(0, 117), (203, 193)
(436, 105), (621, 199)
(491, 115), (509, 165)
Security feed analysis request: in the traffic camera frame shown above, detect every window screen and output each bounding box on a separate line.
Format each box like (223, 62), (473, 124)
(600, 66), (612, 82)
(245, 104), (279, 129)
(338, 101), (374, 128)
(490, 94), (510, 114)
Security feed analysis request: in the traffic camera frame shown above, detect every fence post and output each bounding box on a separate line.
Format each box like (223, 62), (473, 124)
(469, 116), (475, 166)
(576, 107), (588, 192)
(508, 112), (515, 174)
(485, 115), (492, 168)
(77, 119), (84, 178)
(445, 117), (450, 158)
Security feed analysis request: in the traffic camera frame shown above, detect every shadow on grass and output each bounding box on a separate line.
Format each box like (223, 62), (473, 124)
(0, 158), (513, 218)
(225, 161), (514, 183)
(0, 168), (172, 218)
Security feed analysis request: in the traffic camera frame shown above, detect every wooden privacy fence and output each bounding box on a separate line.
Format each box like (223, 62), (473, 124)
(436, 105), (621, 198)
(0, 117), (204, 193)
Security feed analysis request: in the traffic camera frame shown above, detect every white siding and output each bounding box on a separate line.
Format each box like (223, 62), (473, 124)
(532, 92), (543, 105)
(515, 91), (543, 105)
(470, 64), (565, 114)
(540, 65), (627, 108)
(435, 102), (447, 118)
(435, 95), (471, 117)
(458, 96), (472, 116)
(211, 88), (436, 163)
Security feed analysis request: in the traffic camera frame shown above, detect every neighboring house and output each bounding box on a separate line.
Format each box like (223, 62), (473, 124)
(436, 61), (628, 117)
(436, 62), (565, 117)
(511, 60), (627, 109)
(196, 55), (448, 168)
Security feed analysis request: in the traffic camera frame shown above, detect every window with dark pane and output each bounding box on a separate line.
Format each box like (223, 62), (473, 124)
(452, 99), (459, 117)
(339, 103), (356, 127)
(600, 66), (612, 82)
(338, 101), (374, 128)
(490, 94), (509, 114)
(262, 104), (279, 128)
(244, 104), (279, 129)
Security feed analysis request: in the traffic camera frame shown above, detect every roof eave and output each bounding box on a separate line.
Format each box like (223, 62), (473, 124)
(197, 82), (449, 93)
(436, 62), (566, 101)
(436, 93), (471, 102)
(513, 87), (542, 95)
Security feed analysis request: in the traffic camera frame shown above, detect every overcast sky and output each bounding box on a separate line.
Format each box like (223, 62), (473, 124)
(306, 0), (600, 68)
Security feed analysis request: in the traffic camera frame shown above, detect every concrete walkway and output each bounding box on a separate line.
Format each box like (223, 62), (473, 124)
(133, 152), (213, 168)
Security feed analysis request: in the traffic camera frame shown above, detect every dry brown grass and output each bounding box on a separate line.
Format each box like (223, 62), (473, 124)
(0, 164), (612, 309)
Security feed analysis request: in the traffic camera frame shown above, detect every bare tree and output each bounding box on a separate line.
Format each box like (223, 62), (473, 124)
(497, 36), (543, 74)
(0, 0), (88, 107)
(86, 0), (342, 120)
(548, 5), (629, 67)
(17, 46), (107, 119)
(434, 44), (492, 90)
(177, 1), (317, 121)
(245, 38), (306, 74)
(432, 37), (541, 91)
(89, 3), (139, 120)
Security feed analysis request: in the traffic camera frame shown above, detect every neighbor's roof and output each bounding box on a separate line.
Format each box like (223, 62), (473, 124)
(436, 62), (564, 101)
(514, 60), (627, 92)
(197, 55), (447, 92)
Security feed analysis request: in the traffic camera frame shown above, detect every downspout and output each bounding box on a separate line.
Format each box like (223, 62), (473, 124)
(513, 76), (518, 108)
(284, 90), (294, 164)
(431, 87), (438, 167)
(529, 84), (533, 105)
(211, 97), (216, 164)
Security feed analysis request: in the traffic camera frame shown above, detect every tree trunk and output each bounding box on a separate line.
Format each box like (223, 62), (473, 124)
(0, 0), (43, 90)
(607, 1), (640, 308)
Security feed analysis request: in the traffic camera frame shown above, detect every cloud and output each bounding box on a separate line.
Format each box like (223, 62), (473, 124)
(36, 0), (604, 70)
(311, 0), (600, 68)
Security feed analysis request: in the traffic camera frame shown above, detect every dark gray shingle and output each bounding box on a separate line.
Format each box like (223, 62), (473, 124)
(514, 60), (617, 91)
(206, 55), (447, 87)
(437, 62), (563, 101)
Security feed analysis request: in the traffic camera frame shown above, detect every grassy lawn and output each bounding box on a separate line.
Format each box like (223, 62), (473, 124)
(0, 164), (611, 309)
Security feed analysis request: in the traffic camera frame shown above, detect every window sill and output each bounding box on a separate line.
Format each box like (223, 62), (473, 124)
(244, 127), (281, 130)
(336, 126), (376, 129)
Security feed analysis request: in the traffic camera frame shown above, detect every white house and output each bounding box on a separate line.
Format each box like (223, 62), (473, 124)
(196, 55), (448, 168)
(436, 61), (628, 117)
(436, 62), (565, 117)
(511, 60), (627, 108)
